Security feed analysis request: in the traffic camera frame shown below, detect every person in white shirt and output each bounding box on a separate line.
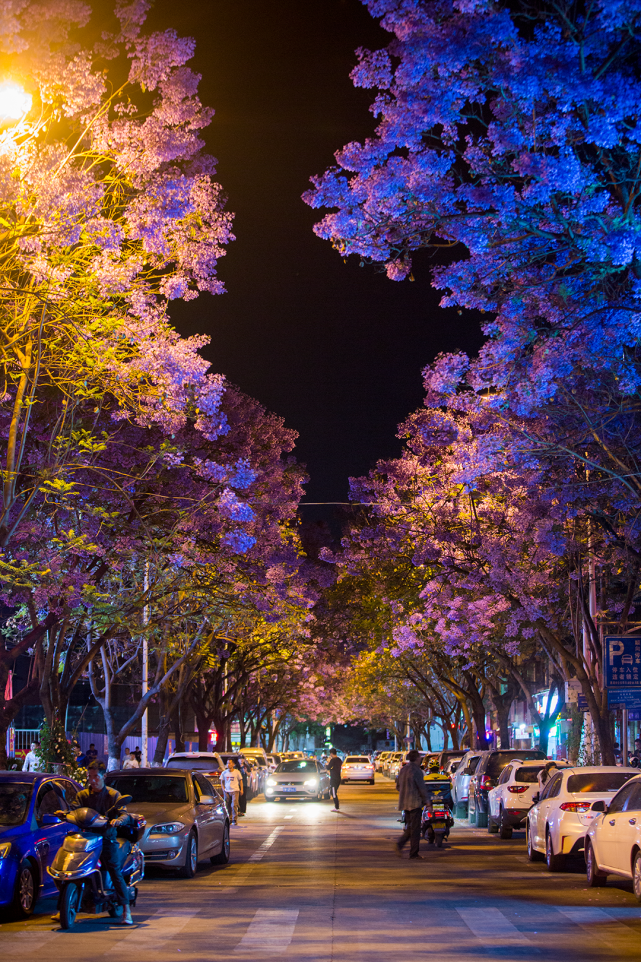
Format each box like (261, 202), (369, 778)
(122, 749), (139, 769)
(219, 759), (244, 825)
(22, 741), (41, 772)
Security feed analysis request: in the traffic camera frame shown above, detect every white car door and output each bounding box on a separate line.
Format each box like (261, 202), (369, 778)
(536, 771), (563, 849)
(492, 764), (513, 818)
(599, 780), (641, 874)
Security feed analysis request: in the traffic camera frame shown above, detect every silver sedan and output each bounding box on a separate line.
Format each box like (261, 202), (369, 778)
(106, 769), (230, 877)
(265, 759), (331, 801)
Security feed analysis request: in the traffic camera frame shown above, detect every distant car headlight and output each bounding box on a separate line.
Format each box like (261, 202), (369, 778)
(149, 822), (184, 835)
(304, 778), (318, 788)
(266, 778), (277, 787)
(0, 842), (11, 859)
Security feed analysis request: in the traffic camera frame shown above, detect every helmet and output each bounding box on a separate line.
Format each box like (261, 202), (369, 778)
(428, 757), (440, 771)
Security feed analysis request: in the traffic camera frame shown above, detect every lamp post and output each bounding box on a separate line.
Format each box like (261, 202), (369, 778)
(0, 81), (32, 123)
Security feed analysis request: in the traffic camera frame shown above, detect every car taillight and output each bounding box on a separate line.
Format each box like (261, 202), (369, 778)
(479, 776), (493, 790)
(560, 802), (591, 813)
(508, 786), (528, 794)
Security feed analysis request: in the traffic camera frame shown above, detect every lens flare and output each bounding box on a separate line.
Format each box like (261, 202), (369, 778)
(0, 82), (32, 121)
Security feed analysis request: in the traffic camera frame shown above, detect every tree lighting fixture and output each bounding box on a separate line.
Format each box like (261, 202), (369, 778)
(0, 81), (32, 122)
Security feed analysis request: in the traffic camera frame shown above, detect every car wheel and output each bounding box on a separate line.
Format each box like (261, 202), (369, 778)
(59, 883), (80, 930)
(487, 814), (499, 834)
(633, 851), (641, 902)
(586, 840), (607, 887)
(499, 808), (513, 840)
(527, 824), (543, 861)
(211, 823), (230, 865)
(12, 860), (36, 918)
(370, 779), (375, 785)
(476, 810), (488, 828)
(179, 830), (198, 878)
(545, 830), (565, 872)
(455, 801), (468, 819)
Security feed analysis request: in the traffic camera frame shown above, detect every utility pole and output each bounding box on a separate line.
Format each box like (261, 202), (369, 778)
(141, 562), (149, 767)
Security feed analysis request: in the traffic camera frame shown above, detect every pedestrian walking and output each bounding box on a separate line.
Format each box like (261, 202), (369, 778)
(237, 758), (249, 816)
(395, 749), (428, 859)
(326, 748), (342, 811)
(220, 758), (244, 825)
(22, 741), (41, 772)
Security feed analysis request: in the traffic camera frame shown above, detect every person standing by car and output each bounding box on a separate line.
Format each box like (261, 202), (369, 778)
(237, 758), (249, 817)
(220, 758), (243, 825)
(22, 741), (41, 772)
(395, 749), (429, 860)
(326, 748), (343, 811)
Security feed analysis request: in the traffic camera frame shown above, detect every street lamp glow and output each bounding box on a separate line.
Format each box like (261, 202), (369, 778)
(0, 82), (32, 122)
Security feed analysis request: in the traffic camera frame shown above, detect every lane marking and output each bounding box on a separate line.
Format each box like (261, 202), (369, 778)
(557, 906), (639, 935)
(108, 909), (197, 953)
(233, 909), (299, 954)
(0, 931), (61, 954)
(457, 907), (532, 946)
(248, 826), (283, 862)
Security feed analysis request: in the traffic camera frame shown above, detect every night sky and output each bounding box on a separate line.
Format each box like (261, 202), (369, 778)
(150, 0), (484, 515)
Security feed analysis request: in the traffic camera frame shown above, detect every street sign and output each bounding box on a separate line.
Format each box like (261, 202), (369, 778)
(629, 711), (641, 722)
(608, 688), (641, 711)
(604, 635), (641, 688)
(577, 694), (588, 711)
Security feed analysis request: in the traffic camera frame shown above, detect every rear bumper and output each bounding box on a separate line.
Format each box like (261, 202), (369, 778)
(502, 808), (530, 827)
(342, 772), (374, 781)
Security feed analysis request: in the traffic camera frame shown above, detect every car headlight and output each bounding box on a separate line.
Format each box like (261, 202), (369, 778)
(266, 778), (277, 787)
(0, 842), (11, 860)
(149, 822), (184, 835)
(304, 778), (318, 788)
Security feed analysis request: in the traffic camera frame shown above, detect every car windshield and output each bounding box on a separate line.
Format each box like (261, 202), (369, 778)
(0, 783), (32, 826)
(276, 761), (318, 773)
(487, 751), (546, 779)
(108, 775), (188, 803)
(166, 757), (220, 771)
(515, 766), (545, 783)
(345, 757), (370, 764)
(567, 772), (635, 793)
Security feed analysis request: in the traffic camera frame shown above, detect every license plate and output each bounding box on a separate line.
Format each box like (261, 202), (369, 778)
(431, 820), (445, 830)
(282, 786), (296, 792)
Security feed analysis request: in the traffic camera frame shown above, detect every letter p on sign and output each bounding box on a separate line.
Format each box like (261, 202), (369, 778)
(609, 639), (625, 665)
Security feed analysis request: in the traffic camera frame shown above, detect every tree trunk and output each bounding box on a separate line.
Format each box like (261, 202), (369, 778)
(171, 707), (184, 753)
(196, 712), (212, 751)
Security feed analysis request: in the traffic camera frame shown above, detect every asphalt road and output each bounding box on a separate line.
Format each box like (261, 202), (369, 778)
(2, 775), (641, 961)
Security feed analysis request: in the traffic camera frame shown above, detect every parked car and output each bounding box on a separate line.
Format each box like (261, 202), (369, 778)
(0, 771), (82, 918)
(437, 750), (465, 774)
(384, 752), (403, 777)
(106, 769), (230, 876)
(388, 753), (405, 780)
(266, 753), (282, 771)
(526, 766), (637, 871)
(341, 756), (375, 784)
(451, 751), (483, 818)
(374, 752), (390, 771)
(585, 773), (641, 898)
(469, 749), (547, 827)
(165, 751), (224, 792)
(488, 759), (570, 838)
(265, 758), (331, 801)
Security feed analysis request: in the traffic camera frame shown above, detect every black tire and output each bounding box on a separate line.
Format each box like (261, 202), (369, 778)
(436, 836), (444, 848)
(369, 779), (375, 785)
(59, 883), (81, 930)
(211, 823), (230, 865)
(487, 815), (499, 834)
(179, 830), (198, 878)
(545, 830), (565, 872)
(499, 809), (513, 840)
(633, 850), (641, 901)
(586, 840), (607, 887)
(476, 811), (488, 828)
(455, 801), (468, 819)
(527, 824), (544, 861)
(12, 860), (36, 919)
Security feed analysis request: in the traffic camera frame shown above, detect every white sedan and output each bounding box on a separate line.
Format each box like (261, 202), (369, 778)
(527, 766), (637, 871)
(585, 773), (641, 899)
(341, 756), (375, 783)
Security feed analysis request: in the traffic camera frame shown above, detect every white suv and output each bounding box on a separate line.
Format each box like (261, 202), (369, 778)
(488, 758), (564, 838)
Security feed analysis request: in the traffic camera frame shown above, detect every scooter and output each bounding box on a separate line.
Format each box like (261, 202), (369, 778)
(48, 799), (145, 930)
(421, 784), (454, 847)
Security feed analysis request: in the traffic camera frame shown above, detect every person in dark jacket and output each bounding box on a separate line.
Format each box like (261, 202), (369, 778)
(395, 749), (428, 859)
(326, 748), (343, 810)
(52, 760), (134, 925)
(238, 758), (249, 816)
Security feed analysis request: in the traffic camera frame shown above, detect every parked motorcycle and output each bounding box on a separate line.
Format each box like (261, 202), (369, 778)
(48, 798), (145, 930)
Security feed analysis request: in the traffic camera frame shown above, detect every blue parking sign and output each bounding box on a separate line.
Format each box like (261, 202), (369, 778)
(605, 635), (641, 688)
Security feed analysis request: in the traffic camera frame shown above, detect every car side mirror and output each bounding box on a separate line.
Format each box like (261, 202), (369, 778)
(197, 795), (215, 805)
(40, 813), (63, 825)
(591, 799), (607, 813)
(532, 792), (540, 804)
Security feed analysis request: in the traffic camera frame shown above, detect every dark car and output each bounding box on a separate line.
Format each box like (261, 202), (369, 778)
(437, 750), (465, 773)
(0, 771), (82, 918)
(468, 749), (547, 826)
